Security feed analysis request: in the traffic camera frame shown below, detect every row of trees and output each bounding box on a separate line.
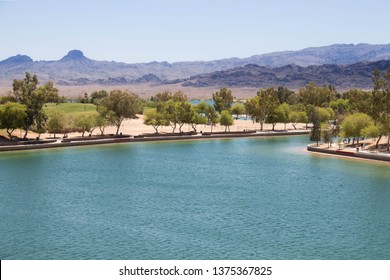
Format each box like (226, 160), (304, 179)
(46, 111), (110, 138)
(45, 89), (143, 137)
(0, 73), (143, 139)
(145, 87), (309, 134)
(144, 91), (224, 133)
(310, 69), (390, 150)
(2, 69), (390, 150)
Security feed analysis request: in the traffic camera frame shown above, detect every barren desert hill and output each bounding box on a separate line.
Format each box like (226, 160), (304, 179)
(1, 43), (390, 97)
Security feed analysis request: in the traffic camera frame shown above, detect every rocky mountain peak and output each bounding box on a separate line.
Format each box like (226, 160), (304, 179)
(60, 50), (89, 62)
(0, 54), (33, 65)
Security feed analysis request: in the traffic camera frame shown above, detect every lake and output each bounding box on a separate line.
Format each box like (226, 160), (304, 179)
(0, 136), (389, 259)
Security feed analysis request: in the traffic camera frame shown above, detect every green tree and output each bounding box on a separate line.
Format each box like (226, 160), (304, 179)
(157, 99), (180, 133)
(340, 113), (374, 145)
(298, 82), (338, 108)
(195, 101), (209, 114)
(330, 98), (349, 116)
(321, 123), (334, 147)
(90, 90), (108, 104)
(265, 112), (278, 131)
(99, 90), (141, 135)
(231, 103), (245, 119)
(151, 90), (187, 102)
(219, 110), (234, 132)
(361, 124), (383, 139)
(143, 108), (169, 133)
(245, 87), (279, 130)
(204, 104), (219, 133)
(190, 109), (207, 132)
(276, 86), (294, 104)
(46, 111), (67, 138)
(12, 73), (60, 138)
(151, 91), (189, 133)
(96, 105), (116, 135)
(0, 102), (27, 138)
(274, 103), (291, 130)
(177, 101), (193, 132)
(310, 109), (321, 146)
(172, 91), (188, 102)
(150, 91), (173, 102)
(213, 87), (233, 113)
(96, 115), (108, 135)
(73, 113), (95, 137)
(343, 89), (372, 115)
(289, 111), (308, 129)
(370, 68), (390, 150)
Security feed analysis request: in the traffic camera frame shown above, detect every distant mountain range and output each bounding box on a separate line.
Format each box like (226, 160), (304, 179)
(1, 43), (390, 90)
(177, 60), (390, 89)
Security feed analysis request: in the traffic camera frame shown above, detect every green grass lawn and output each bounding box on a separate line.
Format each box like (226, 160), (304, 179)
(44, 103), (97, 115)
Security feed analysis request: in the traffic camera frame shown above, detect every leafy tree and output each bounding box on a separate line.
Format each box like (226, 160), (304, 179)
(90, 90), (108, 104)
(150, 91), (190, 133)
(330, 98), (349, 115)
(0, 94), (17, 104)
(289, 111), (308, 129)
(219, 110), (234, 132)
(330, 98), (349, 124)
(87, 111), (101, 135)
(73, 113), (95, 137)
(190, 109), (207, 132)
(151, 91), (187, 102)
(99, 90), (141, 135)
(245, 87), (279, 130)
(343, 89), (372, 115)
(276, 86), (294, 104)
(340, 113), (374, 145)
(143, 108), (169, 133)
(12, 73), (60, 138)
(328, 98), (349, 136)
(195, 101), (210, 114)
(309, 106), (334, 123)
(231, 103), (245, 119)
(204, 104), (219, 133)
(31, 110), (48, 137)
(96, 105), (116, 135)
(298, 82), (338, 108)
(265, 111), (278, 131)
(370, 68), (390, 151)
(177, 101), (193, 132)
(172, 91), (188, 102)
(274, 103), (291, 130)
(310, 109), (321, 146)
(38, 81), (60, 103)
(0, 102), (27, 138)
(46, 111), (67, 138)
(157, 99), (180, 133)
(361, 124), (382, 139)
(150, 91), (173, 102)
(95, 114), (109, 136)
(321, 123), (333, 147)
(213, 87), (233, 113)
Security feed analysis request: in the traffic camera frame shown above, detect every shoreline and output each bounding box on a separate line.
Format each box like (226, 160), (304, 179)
(307, 144), (390, 163)
(0, 130), (309, 153)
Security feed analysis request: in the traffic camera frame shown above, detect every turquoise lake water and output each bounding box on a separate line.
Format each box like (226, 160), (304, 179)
(0, 136), (389, 259)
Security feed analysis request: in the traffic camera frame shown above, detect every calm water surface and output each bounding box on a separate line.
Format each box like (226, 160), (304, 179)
(0, 136), (389, 259)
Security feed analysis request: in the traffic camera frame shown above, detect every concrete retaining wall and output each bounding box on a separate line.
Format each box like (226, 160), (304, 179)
(0, 130), (310, 153)
(307, 145), (390, 162)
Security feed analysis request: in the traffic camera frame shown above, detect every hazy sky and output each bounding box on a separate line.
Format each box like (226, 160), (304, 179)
(1, 0), (389, 63)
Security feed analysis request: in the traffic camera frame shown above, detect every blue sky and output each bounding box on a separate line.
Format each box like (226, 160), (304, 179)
(0, 0), (389, 63)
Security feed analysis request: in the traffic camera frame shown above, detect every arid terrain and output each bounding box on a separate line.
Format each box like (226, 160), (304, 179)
(2, 43), (390, 98)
